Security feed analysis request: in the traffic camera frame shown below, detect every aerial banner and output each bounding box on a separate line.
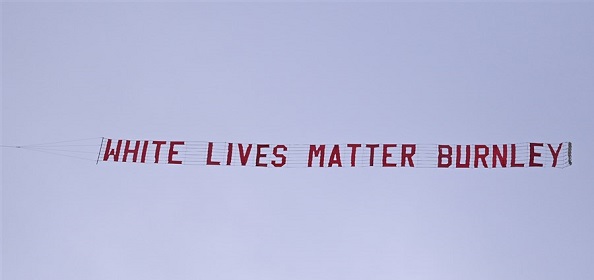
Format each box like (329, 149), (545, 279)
(99, 138), (572, 169)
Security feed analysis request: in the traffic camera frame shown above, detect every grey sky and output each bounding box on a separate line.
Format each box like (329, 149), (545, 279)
(3, 3), (594, 280)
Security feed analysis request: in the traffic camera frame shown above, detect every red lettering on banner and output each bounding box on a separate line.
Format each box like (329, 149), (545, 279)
(168, 141), (184, 164)
(456, 145), (471, 168)
(328, 145), (342, 167)
(255, 144), (269, 167)
(438, 145), (452, 168)
(308, 145), (325, 167)
(347, 144), (361, 167)
(548, 143), (563, 167)
(153, 141), (167, 163)
(226, 143), (233, 165)
(474, 145), (489, 168)
(492, 144), (507, 168)
(99, 140), (568, 169)
(272, 145), (287, 167)
(382, 144), (397, 167)
(238, 144), (252, 166)
(366, 144), (380, 166)
(401, 144), (416, 167)
(102, 138), (122, 162)
(511, 144), (524, 167)
(123, 140), (140, 162)
(529, 142), (544, 167)
(140, 140), (149, 163)
(206, 142), (220, 165)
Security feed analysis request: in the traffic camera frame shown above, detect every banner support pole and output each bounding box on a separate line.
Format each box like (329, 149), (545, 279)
(96, 137), (105, 165)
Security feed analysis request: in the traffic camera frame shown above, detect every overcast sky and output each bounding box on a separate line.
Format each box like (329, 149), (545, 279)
(2, 2), (594, 280)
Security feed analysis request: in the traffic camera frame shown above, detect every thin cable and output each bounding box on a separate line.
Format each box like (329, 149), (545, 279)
(17, 137), (103, 147)
(20, 147), (98, 154)
(20, 147), (97, 162)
